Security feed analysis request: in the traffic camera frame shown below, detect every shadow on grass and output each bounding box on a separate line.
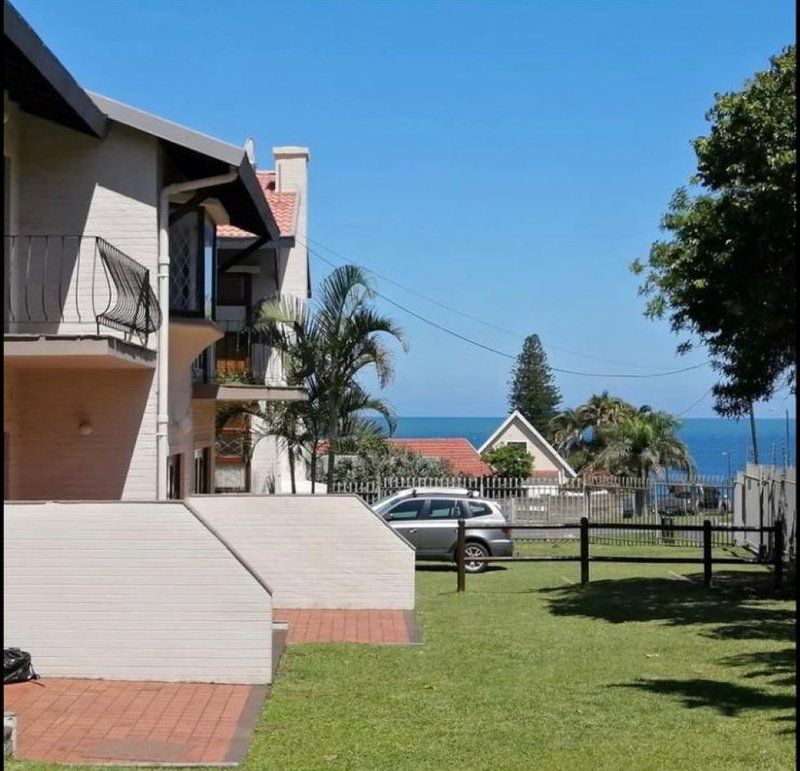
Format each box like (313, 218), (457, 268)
(541, 571), (795, 643)
(720, 648), (796, 687)
(614, 678), (795, 718)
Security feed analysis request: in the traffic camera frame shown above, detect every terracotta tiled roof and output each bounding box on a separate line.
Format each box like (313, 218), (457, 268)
(217, 170), (297, 238)
(388, 438), (494, 477)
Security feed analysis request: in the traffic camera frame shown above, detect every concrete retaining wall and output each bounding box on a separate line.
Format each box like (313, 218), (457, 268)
(190, 494), (415, 609)
(4, 501), (273, 683)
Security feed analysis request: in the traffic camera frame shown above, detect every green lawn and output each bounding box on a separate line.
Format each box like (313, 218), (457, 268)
(8, 545), (796, 770)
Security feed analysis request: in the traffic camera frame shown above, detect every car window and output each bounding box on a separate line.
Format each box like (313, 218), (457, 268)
(428, 499), (459, 519)
(464, 501), (492, 518)
(387, 499), (426, 520)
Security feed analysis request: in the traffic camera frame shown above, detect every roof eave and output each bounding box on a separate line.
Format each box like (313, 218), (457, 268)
(4, 0), (107, 137)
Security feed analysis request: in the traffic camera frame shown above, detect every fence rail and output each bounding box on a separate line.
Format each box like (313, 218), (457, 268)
(455, 518), (784, 592)
(4, 235), (161, 342)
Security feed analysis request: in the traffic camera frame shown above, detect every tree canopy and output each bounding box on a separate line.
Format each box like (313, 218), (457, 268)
(481, 444), (534, 478)
(508, 334), (561, 434)
(631, 46), (796, 416)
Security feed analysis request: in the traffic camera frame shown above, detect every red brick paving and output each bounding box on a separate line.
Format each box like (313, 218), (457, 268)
(3, 610), (420, 765)
(274, 608), (421, 644)
(3, 678), (266, 766)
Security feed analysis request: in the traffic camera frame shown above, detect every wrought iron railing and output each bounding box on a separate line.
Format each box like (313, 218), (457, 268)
(4, 235), (162, 343)
(191, 318), (285, 385)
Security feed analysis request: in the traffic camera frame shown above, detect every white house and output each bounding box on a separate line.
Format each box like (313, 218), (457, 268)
(479, 410), (577, 481)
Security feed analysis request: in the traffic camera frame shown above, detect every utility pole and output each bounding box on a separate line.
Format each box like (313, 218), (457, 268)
(749, 403), (760, 465)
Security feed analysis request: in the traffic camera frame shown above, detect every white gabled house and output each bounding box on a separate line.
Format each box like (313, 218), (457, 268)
(479, 410), (577, 481)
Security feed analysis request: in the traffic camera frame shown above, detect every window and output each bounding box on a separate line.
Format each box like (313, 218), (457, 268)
(428, 499), (459, 519)
(194, 447), (211, 494)
(168, 208), (216, 316)
(167, 454), (182, 499)
(387, 499), (426, 520)
(464, 501), (492, 518)
(217, 273), (249, 305)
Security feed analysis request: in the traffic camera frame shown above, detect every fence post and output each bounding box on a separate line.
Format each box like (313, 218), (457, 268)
(456, 519), (466, 593)
(580, 517), (589, 586)
(774, 517), (784, 590)
(703, 519), (713, 587)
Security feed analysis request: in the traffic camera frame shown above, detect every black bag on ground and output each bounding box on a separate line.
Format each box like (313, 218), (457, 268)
(3, 648), (39, 684)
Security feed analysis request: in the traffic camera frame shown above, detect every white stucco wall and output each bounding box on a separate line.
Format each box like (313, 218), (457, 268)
(190, 494), (415, 609)
(6, 368), (157, 500)
(5, 104), (163, 500)
(4, 501), (273, 683)
(490, 420), (562, 474)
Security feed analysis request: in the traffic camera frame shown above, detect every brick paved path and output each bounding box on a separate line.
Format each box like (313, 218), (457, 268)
(274, 608), (422, 644)
(3, 678), (266, 765)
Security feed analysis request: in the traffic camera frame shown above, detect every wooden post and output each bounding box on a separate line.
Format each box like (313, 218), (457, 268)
(456, 519), (466, 593)
(774, 518), (784, 590)
(703, 519), (713, 587)
(580, 517), (589, 586)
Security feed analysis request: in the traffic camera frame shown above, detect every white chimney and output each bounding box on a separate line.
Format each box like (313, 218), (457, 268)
(272, 146), (310, 298)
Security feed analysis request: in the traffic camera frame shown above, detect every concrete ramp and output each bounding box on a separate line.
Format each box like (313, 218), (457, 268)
(4, 501), (272, 683)
(189, 494), (416, 609)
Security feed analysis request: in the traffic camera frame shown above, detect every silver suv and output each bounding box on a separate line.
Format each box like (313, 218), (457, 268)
(373, 488), (513, 573)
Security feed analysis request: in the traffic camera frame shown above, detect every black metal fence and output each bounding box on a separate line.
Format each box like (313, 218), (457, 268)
(4, 235), (161, 342)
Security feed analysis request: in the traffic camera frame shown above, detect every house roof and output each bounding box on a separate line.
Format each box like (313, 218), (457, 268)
(478, 410), (577, 478)
(87, 92), (280, 242)
(4, 0), (107, 137)
(217, 171), (297, 239)
(388, 438), (494, 477)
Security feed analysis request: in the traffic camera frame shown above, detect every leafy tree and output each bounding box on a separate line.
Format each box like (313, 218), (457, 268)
(481, 444), (534, 477)
(254, 265), (407, 489)
(508, 334), (561, 434)
(631, 47), (796, 416)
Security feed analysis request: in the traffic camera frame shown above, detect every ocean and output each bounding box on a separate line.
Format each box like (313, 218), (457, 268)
(386, 417), (796, 477)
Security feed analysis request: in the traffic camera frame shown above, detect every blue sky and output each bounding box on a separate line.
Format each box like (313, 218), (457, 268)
(15, 0), (795, 418)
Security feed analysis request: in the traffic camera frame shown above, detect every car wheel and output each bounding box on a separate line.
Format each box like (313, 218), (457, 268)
(463, 542), (489, 574)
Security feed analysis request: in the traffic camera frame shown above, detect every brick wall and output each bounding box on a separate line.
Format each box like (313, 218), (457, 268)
(9, 368), (157, 500)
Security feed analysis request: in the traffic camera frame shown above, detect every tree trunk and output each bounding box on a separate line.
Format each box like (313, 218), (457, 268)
(749, 403), (760, 464)
(326, 401), (339, 489)
(288, 447), (297, 494)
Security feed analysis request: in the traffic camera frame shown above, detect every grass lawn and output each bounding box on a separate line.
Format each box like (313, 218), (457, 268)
(8, 544), (796, 770)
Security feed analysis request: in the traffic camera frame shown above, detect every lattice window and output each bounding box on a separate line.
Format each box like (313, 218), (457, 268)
(169, 212), (200, 312)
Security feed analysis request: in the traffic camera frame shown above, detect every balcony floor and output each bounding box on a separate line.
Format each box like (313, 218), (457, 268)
(3, 335), (156, 369)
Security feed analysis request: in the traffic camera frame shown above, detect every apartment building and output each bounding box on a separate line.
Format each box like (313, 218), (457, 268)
(3, 1), (305, 501)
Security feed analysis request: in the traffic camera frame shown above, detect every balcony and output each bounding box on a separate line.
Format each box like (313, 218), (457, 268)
(4, 235), (162, 368)
(192, 320), (307, 402)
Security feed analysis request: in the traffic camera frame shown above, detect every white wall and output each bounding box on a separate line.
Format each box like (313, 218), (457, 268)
(4, 501), (273, 683)
(190, 494), (415, 609)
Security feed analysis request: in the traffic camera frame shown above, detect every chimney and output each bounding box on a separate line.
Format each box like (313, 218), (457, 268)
(273, 146), (310, 298)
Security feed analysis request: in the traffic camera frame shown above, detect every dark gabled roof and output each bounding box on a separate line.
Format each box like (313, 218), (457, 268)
(89, 93), (280, 241)
(3, 0), (107, 137)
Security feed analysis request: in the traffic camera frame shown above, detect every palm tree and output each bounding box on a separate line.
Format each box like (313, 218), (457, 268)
(576, 391), (636, 431)
(549, 408), (585, 455)
(589, 411), (694, 514)
(254, 265), (407, 489)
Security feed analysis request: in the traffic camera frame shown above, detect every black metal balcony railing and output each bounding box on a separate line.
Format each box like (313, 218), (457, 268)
(4, 235), (162, 342)
(191, 319), (284, 386)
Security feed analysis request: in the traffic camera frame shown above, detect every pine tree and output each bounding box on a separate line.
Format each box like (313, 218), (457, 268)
(508, 334), (561, 434)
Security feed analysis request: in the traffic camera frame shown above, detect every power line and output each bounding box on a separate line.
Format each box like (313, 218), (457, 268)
(300, 234), (698, 371)
(678, 387), (714, 417)
(307, 246), (711, 379)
